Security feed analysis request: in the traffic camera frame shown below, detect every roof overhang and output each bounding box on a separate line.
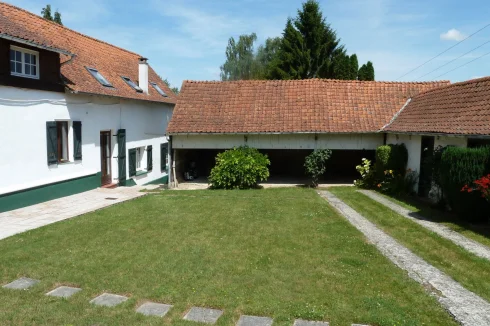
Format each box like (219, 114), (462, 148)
(168, 131), (380, 136)
(0, 33), (74, 56)
(383, 130), (490, 139)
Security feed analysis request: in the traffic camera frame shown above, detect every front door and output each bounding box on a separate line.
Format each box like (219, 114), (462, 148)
(100, 131), (112, 185)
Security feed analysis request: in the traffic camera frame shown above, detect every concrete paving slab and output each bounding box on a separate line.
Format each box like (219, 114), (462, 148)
(183, 307), (223, 324)
(237, 315), (273, 326)
(2, 277), (39, 290)
(90, 293), (128, 307)
(136, 302), (173, 317)
(293, 320), (329, 326)
(46, 286), (82, 298)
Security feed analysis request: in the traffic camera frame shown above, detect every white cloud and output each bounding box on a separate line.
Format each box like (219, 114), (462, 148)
(440, 28), (467, 41)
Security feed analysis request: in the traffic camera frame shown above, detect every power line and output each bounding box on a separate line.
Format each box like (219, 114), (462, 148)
(396, 22), (490, 80)
(433, 49), (490, 79)
(415, 40), (490, 80)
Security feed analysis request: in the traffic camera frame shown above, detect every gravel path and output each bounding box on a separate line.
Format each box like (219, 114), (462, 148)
(319, 190), (490, 326)
(358, 190), (490, 261)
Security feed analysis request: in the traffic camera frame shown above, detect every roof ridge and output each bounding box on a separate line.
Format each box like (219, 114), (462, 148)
(414, 76), (490, 98)
(182, 79), (450, 85)
(1, 1), (142, 57)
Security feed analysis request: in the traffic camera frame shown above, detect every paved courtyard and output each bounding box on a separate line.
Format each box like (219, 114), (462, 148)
(0, 186), (152, 240)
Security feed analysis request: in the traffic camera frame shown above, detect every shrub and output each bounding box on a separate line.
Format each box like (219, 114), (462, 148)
(439, 146), (490, 222)
(375, 144), (408, 178)
(209, 146), (270, 189)
(376, 169), (419, 196)
(354, 158), (376, 189)
(304, 149), (332, 187)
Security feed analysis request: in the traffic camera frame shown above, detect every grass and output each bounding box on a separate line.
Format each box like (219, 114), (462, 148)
(372, 191), (490, 248)
(0, 188), (457, 326)
(329, 186), (490, 303)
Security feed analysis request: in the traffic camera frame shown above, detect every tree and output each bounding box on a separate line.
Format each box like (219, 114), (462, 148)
(358, 61), (375, 81)
(271, 0), (345, 79)
(255, 37), (282, 79)
(332, 53), (351, 80)
(41, 4), (62, 25)
(304, 149), (332, 187)
(349, 54), (358, 80)
(163, 79), (180, 95)
(220, 33), (260, 81)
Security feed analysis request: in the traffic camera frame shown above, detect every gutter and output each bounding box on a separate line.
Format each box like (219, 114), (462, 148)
(383, 131), (490, 139)
(167, 131), (380, 136)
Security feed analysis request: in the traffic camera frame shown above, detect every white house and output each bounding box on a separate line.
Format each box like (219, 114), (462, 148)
(0, 3), (176, 212)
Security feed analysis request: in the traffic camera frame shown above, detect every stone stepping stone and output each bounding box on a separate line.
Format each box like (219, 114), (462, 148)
(46, 286), (82, 298)
(90, 293), (128, 307)
(237, 315), (273, 326)
(293, 320), (330, 326)
(2, 277), (39, 290)
(183, 307), (223, 324)
(136, 302), (173, 317)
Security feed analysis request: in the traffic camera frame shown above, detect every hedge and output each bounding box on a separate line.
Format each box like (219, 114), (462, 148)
(439, 146), (490, 222)
(375, 144), (408, 177)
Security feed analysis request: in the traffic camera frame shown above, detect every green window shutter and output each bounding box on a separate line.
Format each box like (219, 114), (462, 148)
(147, 145), (153, 171)
(46, 121), (58, 165)
(161, 143), (168, 171)
(73, 121), (82, 160)
(117, 129), (127, 186)
(129, 148), (136, 177)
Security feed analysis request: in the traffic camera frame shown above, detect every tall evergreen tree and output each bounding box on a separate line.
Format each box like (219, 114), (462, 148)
(272, 0), (344, 79)
(358, 61), (375, 81)
(349, 54), (358, 80)
(332, 53), (351, 80)
(255, 37), (282, 79)
(220, 33), (259, 81)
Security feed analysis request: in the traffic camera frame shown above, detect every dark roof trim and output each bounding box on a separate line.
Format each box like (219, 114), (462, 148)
(384, 130), (490, 138)
(168, 131), (381, 135)
(0, 33), (74, 56)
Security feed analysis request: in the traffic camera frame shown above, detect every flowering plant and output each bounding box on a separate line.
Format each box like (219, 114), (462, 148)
(462, 174), (490, 201)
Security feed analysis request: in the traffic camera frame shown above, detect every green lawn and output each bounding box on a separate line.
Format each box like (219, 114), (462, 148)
(329, 186), (490, 303)
(0, 188), (456, 326)
(372, 190), (490, 248)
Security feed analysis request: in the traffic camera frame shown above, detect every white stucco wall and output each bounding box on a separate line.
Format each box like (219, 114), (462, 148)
(0, 85), (173, 195)
(172, 133), (384, 150)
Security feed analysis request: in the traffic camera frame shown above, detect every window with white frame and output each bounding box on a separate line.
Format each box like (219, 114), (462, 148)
(10, 46), (40, 79)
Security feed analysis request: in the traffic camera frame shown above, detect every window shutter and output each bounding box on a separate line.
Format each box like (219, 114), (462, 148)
(147, 145), (153, 171)
(46, 121), (58, 165)
(117, 129), (127, 186)
(73, 121), (82, 160)
(161, 143), (168, 171)
(129, 148), (136, 177)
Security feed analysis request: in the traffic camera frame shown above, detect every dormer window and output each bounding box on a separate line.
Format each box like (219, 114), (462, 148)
(121, 76), (143, 92)
(86, 67), (112, 87)
(10, 46), (39, 79)
(150, 82), (168, 97)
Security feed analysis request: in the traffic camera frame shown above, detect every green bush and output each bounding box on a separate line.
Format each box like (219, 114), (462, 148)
(439, 146), (490, 222)
(354, 158), (376, 189)
(304, 149), (332, 187)
(375, 144), (408, 178)
(209, 146), (270, 189)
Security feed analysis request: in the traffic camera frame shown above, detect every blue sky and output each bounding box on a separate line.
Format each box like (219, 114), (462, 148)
(10, 0), (490, 89)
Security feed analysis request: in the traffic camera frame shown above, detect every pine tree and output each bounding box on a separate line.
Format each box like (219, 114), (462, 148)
(332, 53), (351, 80)
(273, 1), (344, 79)
(365, 61), (375, 81)
(349, 54), (358, 80)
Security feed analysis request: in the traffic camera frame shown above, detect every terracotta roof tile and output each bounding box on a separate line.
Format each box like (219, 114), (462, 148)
(0, 2), (176, 104)
(385, 76), (490, 135)
(167, 79), (448, 134)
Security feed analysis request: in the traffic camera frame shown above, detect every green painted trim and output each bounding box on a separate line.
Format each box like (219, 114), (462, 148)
(125, 178), (137, 187)
(144, 175), (169, 185)
(0, 172), (101, 213)
(135, 170), (148, 177)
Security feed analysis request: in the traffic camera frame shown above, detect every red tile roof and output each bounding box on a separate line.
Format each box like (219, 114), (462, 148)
(0, 2), (176, 104)
(385, 77), (490, 135)
(167, 79), (449, 134)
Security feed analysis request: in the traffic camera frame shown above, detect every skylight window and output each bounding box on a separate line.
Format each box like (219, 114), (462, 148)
(86, 67), (112, 87)
(121, 76), (143, 92)
(150, 82), (168, 97)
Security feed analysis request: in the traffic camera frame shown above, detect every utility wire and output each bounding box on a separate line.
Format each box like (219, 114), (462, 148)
(415, 40), (490, 80)
(396, 22), (490, 80)
(433, 49), (490, 79)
